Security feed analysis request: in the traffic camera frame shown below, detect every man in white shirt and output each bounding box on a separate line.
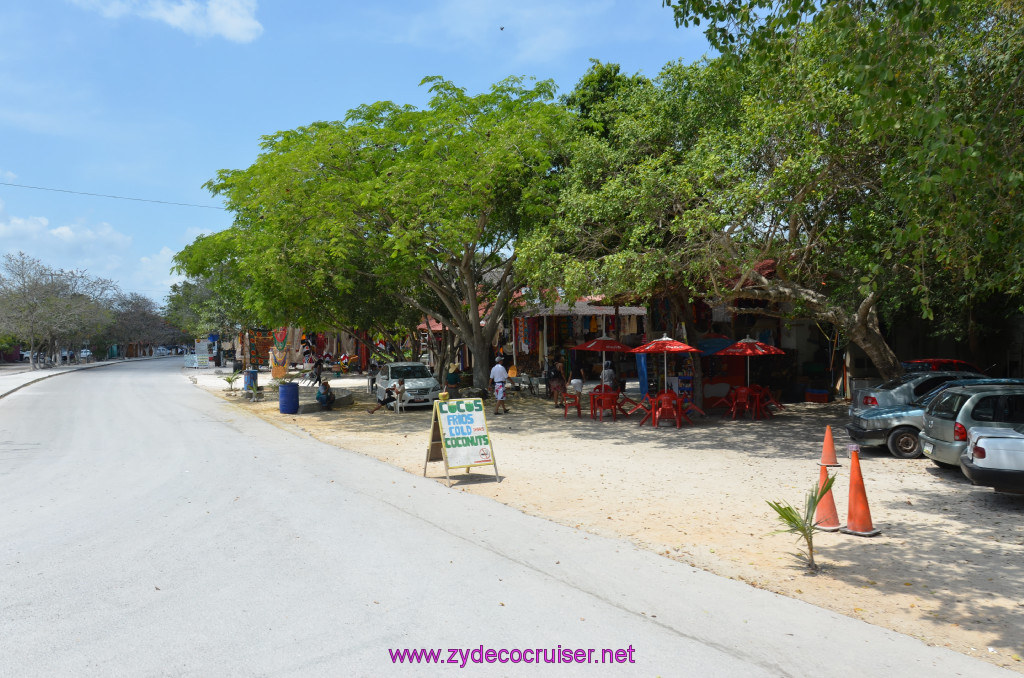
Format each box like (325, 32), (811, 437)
(488, 356), (510, 415)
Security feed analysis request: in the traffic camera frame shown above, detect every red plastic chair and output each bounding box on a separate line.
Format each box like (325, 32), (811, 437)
(587, 385), (612, 418)
(727, 387), (750, 419)
(652, 392), (682, 428)
(617, 392), (641, 416)
(704, 385), (733, 410)
(564, 389), (581, 419)
(752, 385), (784, 413)
(593, 391), (619, 422)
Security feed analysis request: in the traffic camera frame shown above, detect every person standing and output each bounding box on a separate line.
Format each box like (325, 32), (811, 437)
(310, 358), (324, 387)
(569, 364), (586, 395)
(489, 356), (510, 415)
(548, 358), (566, 407)
(444, 362), (461, 394)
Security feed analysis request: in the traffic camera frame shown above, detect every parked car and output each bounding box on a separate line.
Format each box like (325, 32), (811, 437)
(901, 359), (983, 374)
(79, 349), (92, 359)
(375, 361), (442, 408)
(919, 385), (1024, 468)
(849, 371), (979, 418)
(155, 346), (171, 356)
(960, 426), (1024, 493)
(846, 378), (1024, 458)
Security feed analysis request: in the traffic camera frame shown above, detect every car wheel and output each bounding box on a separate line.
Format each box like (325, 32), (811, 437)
(931, 458), (958, 470)
(887, 426), (922, 459)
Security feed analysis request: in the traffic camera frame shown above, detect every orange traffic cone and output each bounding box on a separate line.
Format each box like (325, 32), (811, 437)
(814, 464), (841, 532)
(841, 448), (881, 537)
(819, 425), (841, 467)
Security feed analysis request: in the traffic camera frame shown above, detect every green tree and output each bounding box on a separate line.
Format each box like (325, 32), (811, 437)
(165, 277), (250, 341)
(181, 76), (567, 387)
(524, 1), (1024, 380)
(661, 0), (1024, 325)
(523, 54), (914, 377)
(0, 252), (117, 368)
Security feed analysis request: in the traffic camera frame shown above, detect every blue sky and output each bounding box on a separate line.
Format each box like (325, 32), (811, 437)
(0, 1), (711, 303)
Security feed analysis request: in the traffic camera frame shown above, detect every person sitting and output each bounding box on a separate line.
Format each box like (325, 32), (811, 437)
(600, 360), (616, 389)
(367, 379), (405, 414)
(316, 380), (336, 410)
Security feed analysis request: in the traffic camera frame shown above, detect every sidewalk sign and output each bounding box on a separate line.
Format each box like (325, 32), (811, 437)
(424, 398), (500, 487)
(194, 339), (214, 369)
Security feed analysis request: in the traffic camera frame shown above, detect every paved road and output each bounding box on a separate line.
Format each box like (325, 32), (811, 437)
(1, 360), (1014, 677)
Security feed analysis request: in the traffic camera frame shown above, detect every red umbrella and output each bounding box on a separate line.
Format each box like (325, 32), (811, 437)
(572, 336), (634, 365)
(713, 337), (785, 385)
(631, 335), (700, 387)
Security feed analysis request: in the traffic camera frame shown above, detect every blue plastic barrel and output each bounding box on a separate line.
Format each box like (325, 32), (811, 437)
(243, 369), (258, 391)
(278, 381), (299, 414)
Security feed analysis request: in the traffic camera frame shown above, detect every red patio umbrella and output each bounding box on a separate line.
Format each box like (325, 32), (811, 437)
(572, 336), (634, 365)
(631, 335), (701, 389)
(713, 337), (785, 386)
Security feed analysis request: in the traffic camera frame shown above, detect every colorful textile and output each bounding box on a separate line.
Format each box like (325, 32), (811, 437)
(249, 329), (274, 367)
(273, 327), (288, 350)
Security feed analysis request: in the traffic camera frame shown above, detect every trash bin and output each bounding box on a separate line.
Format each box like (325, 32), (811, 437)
(243, 369), (258, 391)
(279, 382), (299, 414)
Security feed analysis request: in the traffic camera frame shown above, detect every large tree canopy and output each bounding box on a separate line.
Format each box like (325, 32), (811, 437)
(519, 3), (1024, 379)
(176, 77), (567, 386)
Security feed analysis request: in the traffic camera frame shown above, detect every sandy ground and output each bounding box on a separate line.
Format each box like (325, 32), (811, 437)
(192, 368), (1024, 671)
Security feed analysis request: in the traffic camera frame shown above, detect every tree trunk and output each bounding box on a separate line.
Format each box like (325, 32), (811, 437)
(729, 281), (904, 383)
(848, 321), (902, 381)
(470, 332), (494, 390)
(681, 301), (704, 407)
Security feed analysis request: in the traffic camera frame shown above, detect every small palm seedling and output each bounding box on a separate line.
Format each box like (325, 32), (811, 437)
(221, 370), (243, 391)
(766, 473), (836, 571)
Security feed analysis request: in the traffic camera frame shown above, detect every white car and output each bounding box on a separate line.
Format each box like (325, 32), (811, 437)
(961, 427), (1024, 494)
(375, 362), (442, 408)
(155, 346), (171, 356)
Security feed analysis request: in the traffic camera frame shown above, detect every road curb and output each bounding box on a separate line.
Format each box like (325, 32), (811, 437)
(0, 356), (164, 401)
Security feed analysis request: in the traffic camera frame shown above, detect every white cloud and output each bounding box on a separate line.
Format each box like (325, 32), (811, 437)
(69, 0), (263, 43)
(0, 168), (17, 182)
(383, 0), (614, 64)
(135, 246), (184, 294)
(0, 199), (133, 276)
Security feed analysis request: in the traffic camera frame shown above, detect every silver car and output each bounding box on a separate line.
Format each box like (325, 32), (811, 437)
(846, 378), (1024, 458)
(849, 371), (979, 418)
(375, 361), (442, 408)
(919, 385), (1024, 468)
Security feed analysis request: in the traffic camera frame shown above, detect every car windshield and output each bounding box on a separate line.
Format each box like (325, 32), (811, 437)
(912, 381), (973, 406)
(912, 380), (1024, 406)
(390, 364), (432, 380)
(879, 373), (921, 390)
